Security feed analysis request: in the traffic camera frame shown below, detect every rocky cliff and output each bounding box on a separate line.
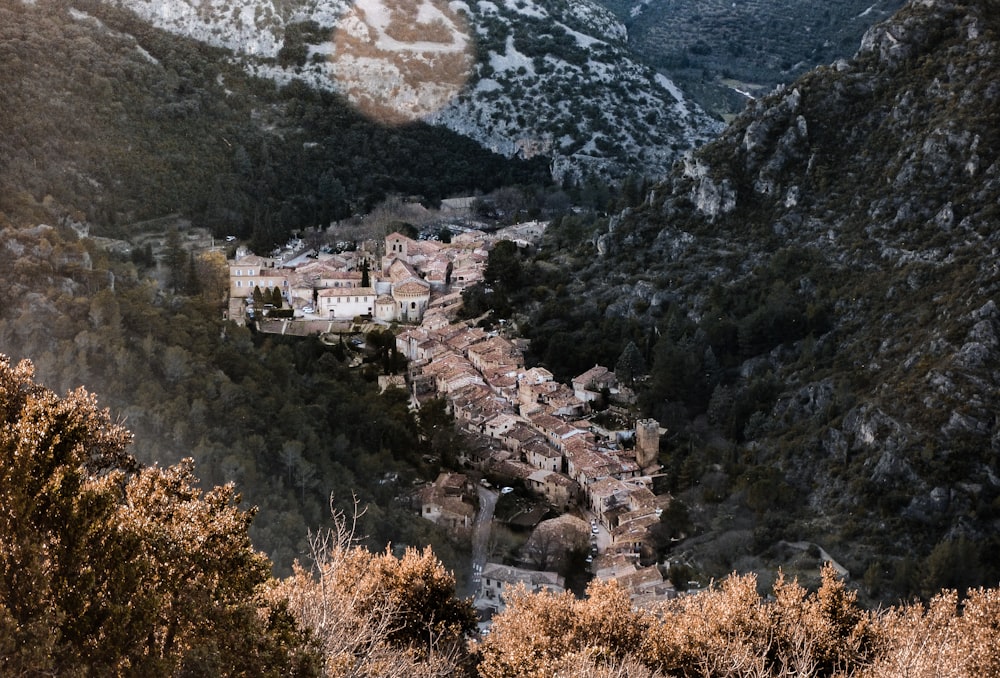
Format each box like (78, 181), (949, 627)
(596, 0), (908, 118)
(534, 0), (1000, 598)
(109, 0), (722, 182)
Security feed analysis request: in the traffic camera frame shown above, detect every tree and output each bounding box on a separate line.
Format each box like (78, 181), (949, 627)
(275, 500), (477, 677)
(164, 227), (188, 293)
(484, 240), (523, 293)
(269, 285), (283, 308)
(360, 258), (371, 288)
(615, 340), (647, 385)
(0, 355), (319, 676)
(417, 396), (463, 468)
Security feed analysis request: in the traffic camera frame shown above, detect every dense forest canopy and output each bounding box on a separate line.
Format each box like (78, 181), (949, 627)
(0, 0), (550, 251)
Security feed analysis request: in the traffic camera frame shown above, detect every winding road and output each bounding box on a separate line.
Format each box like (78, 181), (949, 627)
(468, 485), (497, 596)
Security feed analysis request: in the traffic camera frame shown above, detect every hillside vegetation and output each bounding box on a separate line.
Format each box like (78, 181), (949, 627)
(507, 0), (1000, 602)
(595, 0), (907, 117)
(4, 354), (1000, 677)
(0, 0), (548, 247)
(0, 218), (475, 578)
(108, 0), (721, 182)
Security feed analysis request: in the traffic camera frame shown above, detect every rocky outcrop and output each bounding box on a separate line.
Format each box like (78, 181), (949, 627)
(552, 0), (1000, 587)
(113, 0), (721, 182)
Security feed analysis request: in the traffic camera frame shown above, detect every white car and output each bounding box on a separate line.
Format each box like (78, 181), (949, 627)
(302, 306), (315, 314)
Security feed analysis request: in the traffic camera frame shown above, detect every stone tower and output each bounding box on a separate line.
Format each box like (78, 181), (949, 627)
(635, 418), (660, 469)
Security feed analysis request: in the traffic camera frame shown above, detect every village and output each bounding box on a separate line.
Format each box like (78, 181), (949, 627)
(226, 215), (680, 625)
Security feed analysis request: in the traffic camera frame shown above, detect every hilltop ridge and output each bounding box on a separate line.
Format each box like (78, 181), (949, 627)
(108, 0), (721, 181)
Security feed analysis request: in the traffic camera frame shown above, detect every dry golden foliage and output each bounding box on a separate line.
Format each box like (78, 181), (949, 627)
(480, 564), (1000, 678)
(0, 354), (318, 676)
(860, 587), (1000, 678)
(273, 499), (477, 678)
(478, 579), (652, 678)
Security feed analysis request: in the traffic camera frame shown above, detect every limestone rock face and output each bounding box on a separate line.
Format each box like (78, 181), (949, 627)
(114, 0), (722, 183)
(539, 0), (1000, 583)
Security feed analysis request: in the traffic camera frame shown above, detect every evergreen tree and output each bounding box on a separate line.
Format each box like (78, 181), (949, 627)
(615, 340), (647, 385)
(164, 227), (188, 293)
(361, 259), (371, 288)
(183, 251), (201, 296)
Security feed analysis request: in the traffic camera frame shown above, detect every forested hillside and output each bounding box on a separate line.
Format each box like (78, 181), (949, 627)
(0, 0), (548, 249)
(0, 220), (471, 577)
(594, 0), (907, 117)
(0, 0), (553, 577)
(500, 0), (1000, 602)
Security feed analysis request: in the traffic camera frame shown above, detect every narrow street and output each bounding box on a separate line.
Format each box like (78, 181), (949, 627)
(467, 485), (497, 596)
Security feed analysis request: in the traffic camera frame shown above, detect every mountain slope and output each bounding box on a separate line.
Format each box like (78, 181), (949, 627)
(0, 0), (548, 240)
(108, 0), (722, 182)
(525, 0), (1000, 599)
(595, 0), (907, 117)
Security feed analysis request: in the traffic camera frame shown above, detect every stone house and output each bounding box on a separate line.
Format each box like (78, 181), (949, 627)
(482, 366), (520, 401)
(418, 473), (476, 531)
(477, 563), (564, 615)
(518, 367), (554, 400)
(528, 413), (588, 453)
(227, 258), (292, 324)
(501, 423), (541, 454)
(609, 513), (661, 561)
(523, 439), (562, 473)
(572, 364), (617, 404)
(316, 287), (377, 319)
(587, 477), (633, 527)
(286, 261), (361, 307)
(526, 469), (579, 510)
(228, 253), (280, 298)
(443, 326), (488, 354)
(482, 413), (524, 440)
(468, 336), (523, 372)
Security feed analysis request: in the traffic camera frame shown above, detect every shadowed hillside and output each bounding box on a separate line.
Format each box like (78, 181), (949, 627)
(511, 0), (1000, 602)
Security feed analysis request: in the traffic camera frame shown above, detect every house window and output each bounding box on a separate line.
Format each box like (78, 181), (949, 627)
(248, 269), (255, 276)
(411, 301), (416, 309)
(236, 281), (241, 287)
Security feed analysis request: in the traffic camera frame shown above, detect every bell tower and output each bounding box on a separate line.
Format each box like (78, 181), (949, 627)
(635, 418), (661, 469)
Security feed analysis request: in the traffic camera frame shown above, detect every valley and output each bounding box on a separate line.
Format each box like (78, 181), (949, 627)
(2, 1), (1000, 671)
